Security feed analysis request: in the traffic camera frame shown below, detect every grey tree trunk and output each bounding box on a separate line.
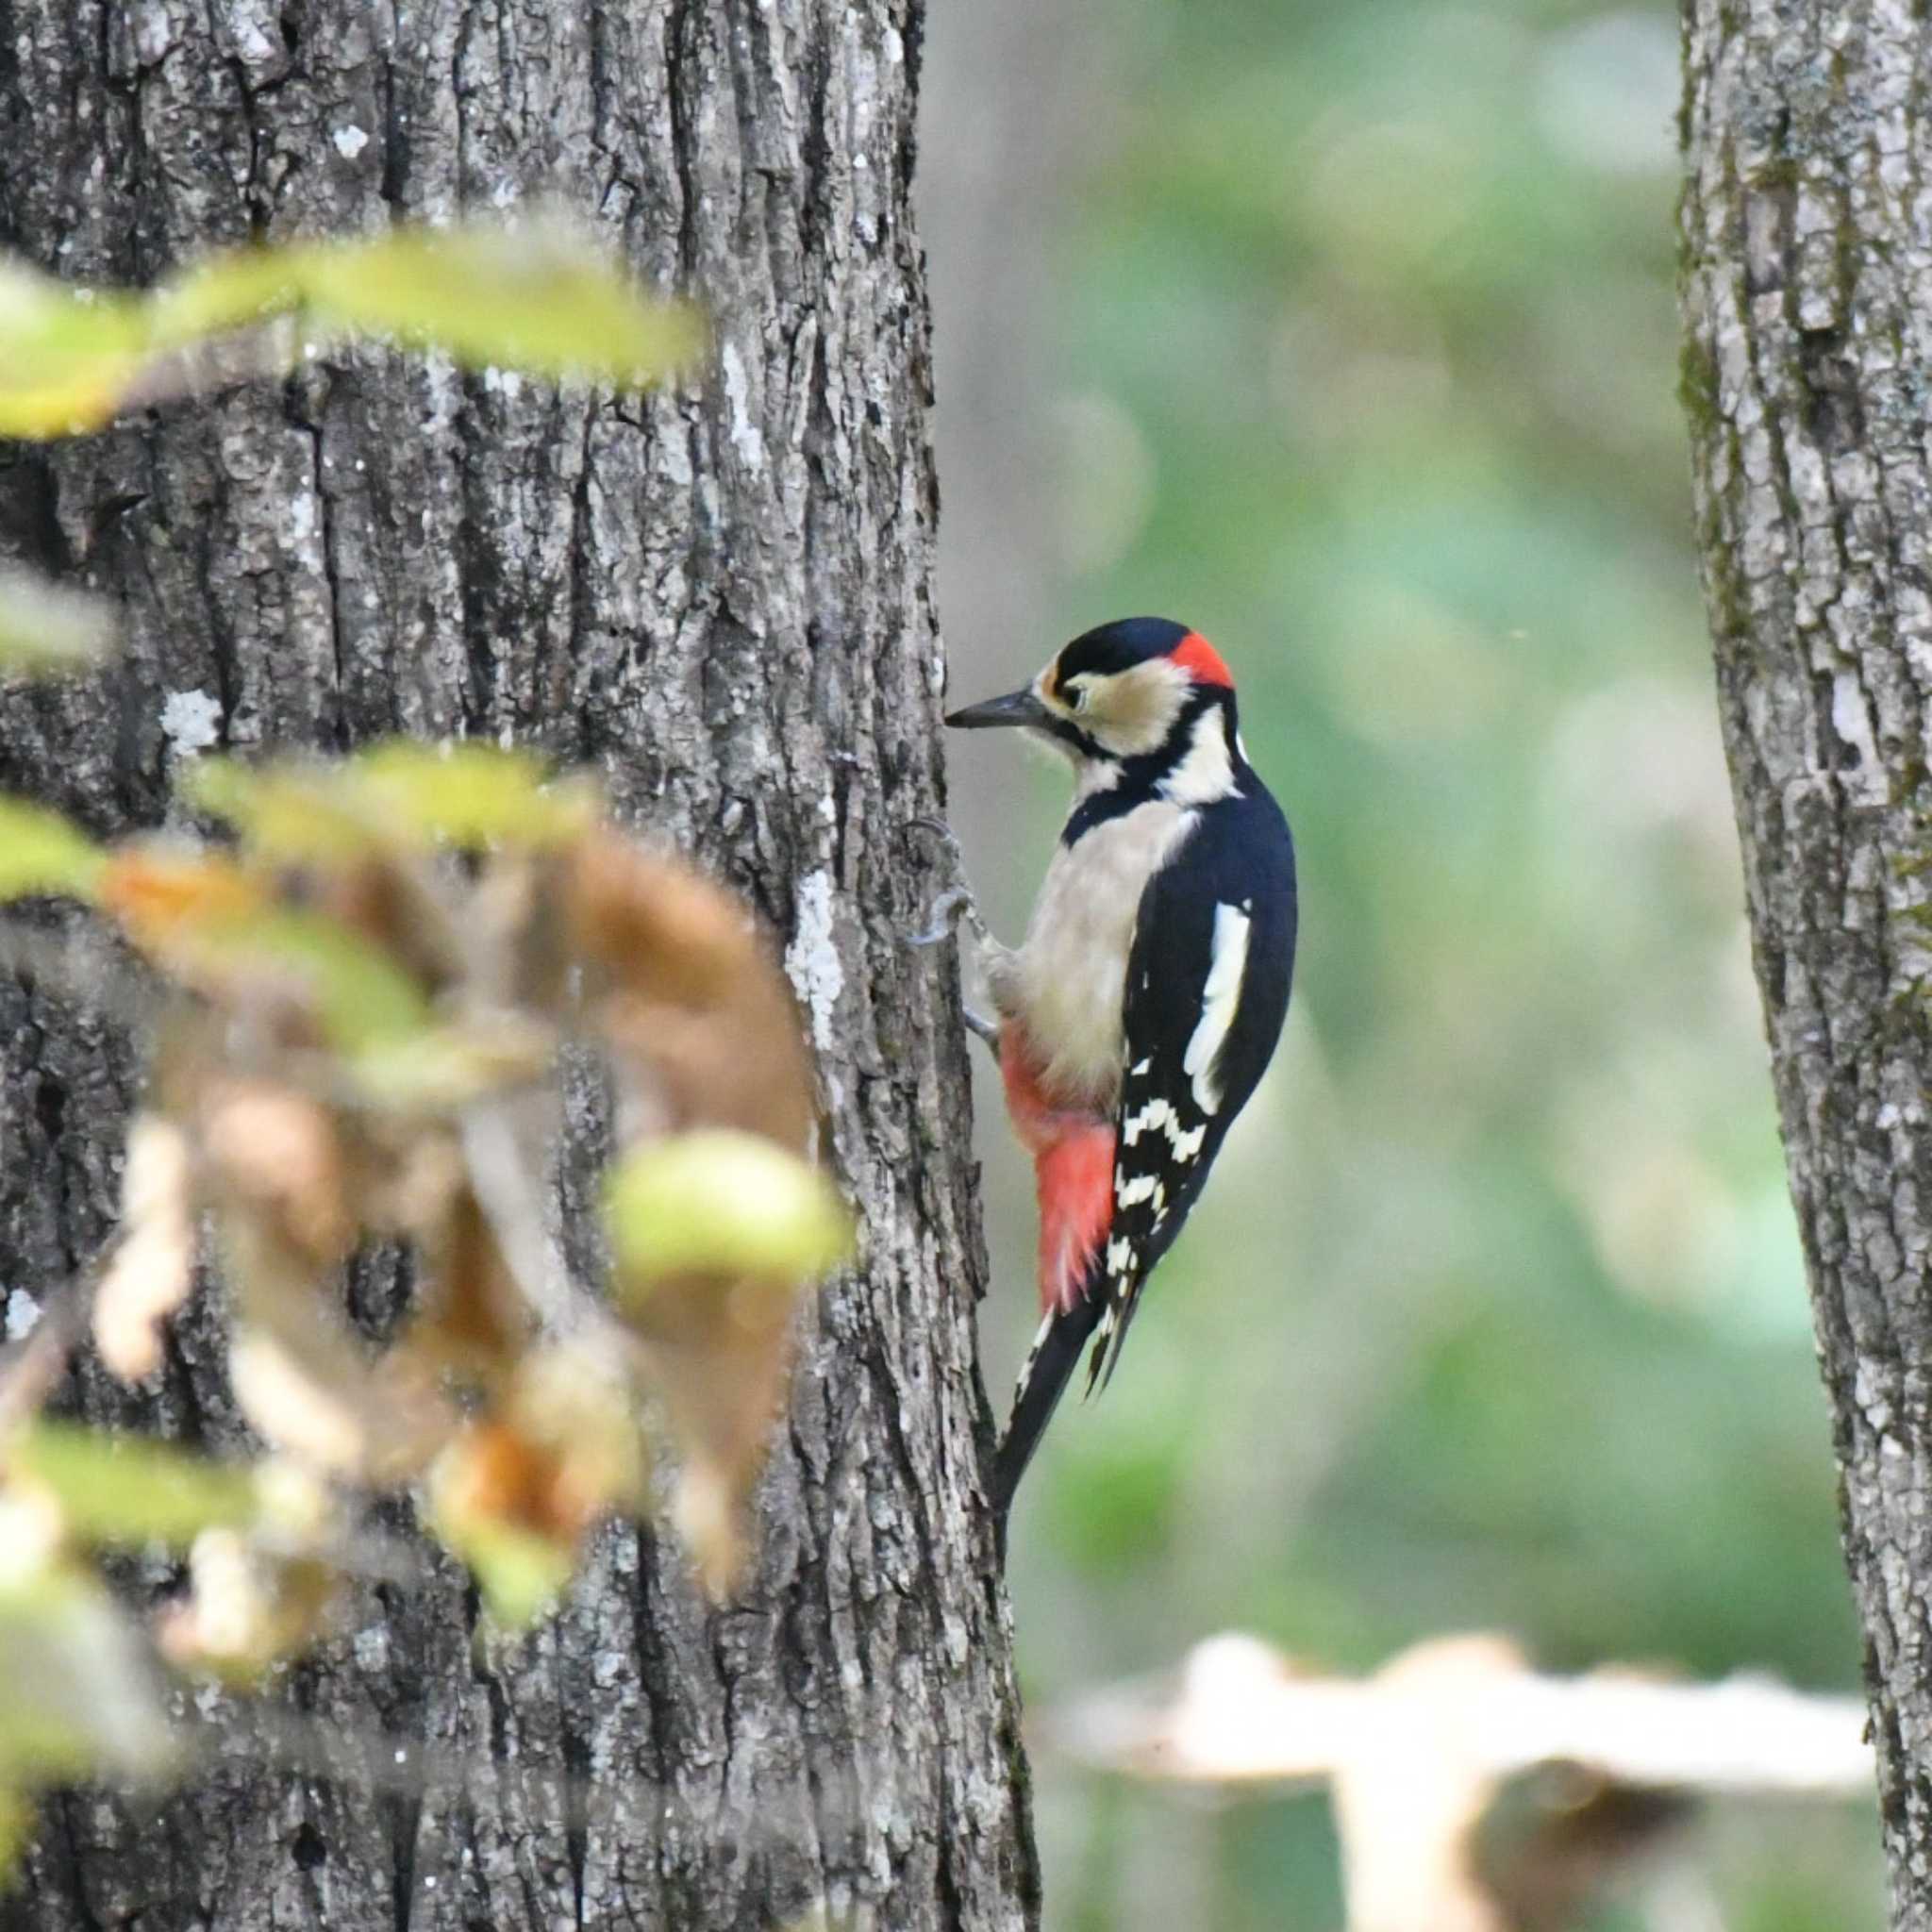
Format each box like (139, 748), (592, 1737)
(0, 5), (1038, 1929)
(1680, 5), (1932, 1924)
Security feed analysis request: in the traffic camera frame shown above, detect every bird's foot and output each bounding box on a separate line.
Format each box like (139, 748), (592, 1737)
(904, 817), (991, 951)
(907, 885), (985, 949)
(905, 820), (1001, 1058)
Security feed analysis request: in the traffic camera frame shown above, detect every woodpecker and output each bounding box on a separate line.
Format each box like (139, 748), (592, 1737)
(946, 616), (1297, 1513)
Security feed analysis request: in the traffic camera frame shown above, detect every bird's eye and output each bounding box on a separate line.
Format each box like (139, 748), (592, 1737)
(1069, 683), (1091, 712)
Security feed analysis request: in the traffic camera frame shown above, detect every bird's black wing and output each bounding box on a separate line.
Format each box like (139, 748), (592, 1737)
(1087, 785), (1297, 1391)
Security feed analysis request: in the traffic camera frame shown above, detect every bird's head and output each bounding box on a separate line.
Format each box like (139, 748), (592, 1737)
(945, 617), (1238, 774)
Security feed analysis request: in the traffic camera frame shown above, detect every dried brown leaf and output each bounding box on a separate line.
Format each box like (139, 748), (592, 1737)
(431, 1345), (645, 1549)
(227, 1328), (371, 1475)
(227, 1323), (449, 1484)
(562, 833), (815, 1150)
(407, 1184), (530, 1378)
(93, 1115), (195, 1382)
(155, 1526), (341, 1680)
(629, 1270), (799, 1598)
(198, 1079), (354, 1270)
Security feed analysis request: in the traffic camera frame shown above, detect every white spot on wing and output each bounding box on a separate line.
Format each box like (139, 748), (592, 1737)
(1182, 903), (1252, 1114)
(1106, 1237), (1134, 1274)
(1116, 1174), (1159, 1208)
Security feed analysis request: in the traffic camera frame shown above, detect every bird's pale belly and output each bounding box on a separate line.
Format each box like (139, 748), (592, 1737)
(989, 798), (1195, 1110)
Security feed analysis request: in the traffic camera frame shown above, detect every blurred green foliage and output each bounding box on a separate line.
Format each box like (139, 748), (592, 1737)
(953, 0), (1880, 1924)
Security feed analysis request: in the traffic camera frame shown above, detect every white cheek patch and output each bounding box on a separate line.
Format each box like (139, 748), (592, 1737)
(1097, 659), (1191, 758)
(1182, 902), (1252, 1115)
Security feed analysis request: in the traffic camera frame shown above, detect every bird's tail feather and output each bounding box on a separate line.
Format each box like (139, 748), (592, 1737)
(991, 1293), (1107, 1517)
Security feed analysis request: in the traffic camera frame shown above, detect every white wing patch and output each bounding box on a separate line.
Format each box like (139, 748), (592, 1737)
(1182, 902), (1253, 1114)
(1124, 1097), (1206, 1164)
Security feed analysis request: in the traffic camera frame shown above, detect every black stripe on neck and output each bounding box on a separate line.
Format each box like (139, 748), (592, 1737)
(1059, 688), (1241, 846)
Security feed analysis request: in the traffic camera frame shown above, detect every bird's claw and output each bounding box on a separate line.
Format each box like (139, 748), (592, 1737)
(906, 818), (999, 1054)
(905, 817), (991, 951)
(908, 885), (981, 949)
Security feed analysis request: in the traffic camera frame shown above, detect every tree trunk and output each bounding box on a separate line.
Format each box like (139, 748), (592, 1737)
(0, 5), (1038, 1928)
(1680, 5), (1932, 1924)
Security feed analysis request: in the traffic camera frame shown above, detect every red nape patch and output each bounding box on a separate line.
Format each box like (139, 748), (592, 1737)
(1035, 1125), (1115, 1315)
(1171, 630), (1234, 688)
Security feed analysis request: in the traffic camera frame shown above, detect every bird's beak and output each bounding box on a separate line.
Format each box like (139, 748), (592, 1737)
(944, 687), (1052, 731)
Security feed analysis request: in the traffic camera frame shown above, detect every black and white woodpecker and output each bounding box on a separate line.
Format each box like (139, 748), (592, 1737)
(944, 615), (1298, 1512)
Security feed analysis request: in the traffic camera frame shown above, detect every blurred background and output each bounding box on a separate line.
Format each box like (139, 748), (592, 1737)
(918, 0), (1880, 1925)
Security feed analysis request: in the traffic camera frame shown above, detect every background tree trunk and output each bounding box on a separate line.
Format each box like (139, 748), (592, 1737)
(1681, 5), (1932, 1924)
(0, 5), (1038, 1928)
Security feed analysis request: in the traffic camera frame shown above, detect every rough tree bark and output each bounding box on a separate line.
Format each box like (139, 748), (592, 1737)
(0, 5), (1038, 1929)
(1681, 5), (1932, 1924)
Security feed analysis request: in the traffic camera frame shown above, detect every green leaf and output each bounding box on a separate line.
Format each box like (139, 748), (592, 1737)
(0, 1570), (176, 1785)
(189, 742), (598, 858)
(9, 1424), (258, 1550)
(0, 571), (118, 677)
(349, 740), (597, 847)
(0, 1782), (31, 1891)
(431, 1512), (574, 1628)
(0, 261), (149, 438)
(0, 217), (698, 444)
(218, 907), (432, 1054)
(0, 798), (107, 902)
(146, 248), (305, 350)
(345, 1018), (555, 1111)
(125, 875), (433, 1054)
(181, 757), (376, 863)
(607, 1129), (855, 1291)
(291, 220), (706, 386)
